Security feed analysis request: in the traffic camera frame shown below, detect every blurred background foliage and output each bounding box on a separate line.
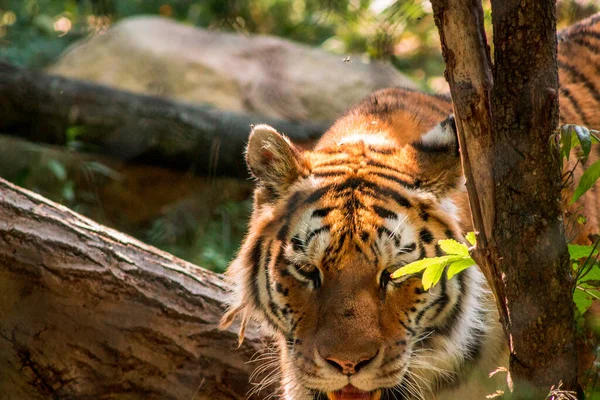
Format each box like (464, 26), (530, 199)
(3, 0), (597, 92)
(0, 0), (598, 274)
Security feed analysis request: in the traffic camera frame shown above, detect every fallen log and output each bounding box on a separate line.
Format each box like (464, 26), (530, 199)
(0, 177), (270, 399)
(0, 61), (327, 178)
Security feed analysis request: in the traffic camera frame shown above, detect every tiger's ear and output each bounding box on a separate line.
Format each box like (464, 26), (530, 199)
(411, 115), (462, 196)
(246, 124), (308, 195)
(413, 114), (459, 156)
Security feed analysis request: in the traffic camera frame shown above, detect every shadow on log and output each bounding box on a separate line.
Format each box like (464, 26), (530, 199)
(0, 61), (328, 178)
(0, 178), (269, 399)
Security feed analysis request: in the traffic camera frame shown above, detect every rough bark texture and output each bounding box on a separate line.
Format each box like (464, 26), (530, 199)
(430, 0), (501, 327)
(431, 0), (578, 396)
(0, 177), (270, 399)
(489, 0), (578, 394)
(0, 61), (327, 179)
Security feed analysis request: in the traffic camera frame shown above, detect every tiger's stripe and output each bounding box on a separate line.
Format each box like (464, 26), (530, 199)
(558, 13), (600, 128)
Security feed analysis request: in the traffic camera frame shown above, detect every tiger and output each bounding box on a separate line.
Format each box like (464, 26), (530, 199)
(221, 13), (600, 400)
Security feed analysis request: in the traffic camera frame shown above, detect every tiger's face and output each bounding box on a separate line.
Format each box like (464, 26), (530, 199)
(271, 176), (465, 400)
(223, 90), (495, 400)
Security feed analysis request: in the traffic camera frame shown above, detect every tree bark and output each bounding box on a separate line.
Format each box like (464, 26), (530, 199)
(0, 177), (270, 399)
(431, 0), (578, 396)
(0, 61), (327, 179)
(489, 1), (577, 395)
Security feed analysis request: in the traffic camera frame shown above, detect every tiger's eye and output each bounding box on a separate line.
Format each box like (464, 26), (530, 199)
(298, 264), (316, 274)
(293, 263), (321, 288)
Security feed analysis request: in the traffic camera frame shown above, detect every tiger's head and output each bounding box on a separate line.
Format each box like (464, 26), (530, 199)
(222, 89), (502, 400)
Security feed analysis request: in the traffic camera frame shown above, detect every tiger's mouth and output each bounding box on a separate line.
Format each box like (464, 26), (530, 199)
(326, 386), (382, 400)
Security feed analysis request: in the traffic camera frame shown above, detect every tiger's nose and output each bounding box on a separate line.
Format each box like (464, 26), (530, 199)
(323, 352), (378, 375)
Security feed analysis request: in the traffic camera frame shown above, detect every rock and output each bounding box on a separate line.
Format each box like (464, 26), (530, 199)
(48, 16), (415, 122)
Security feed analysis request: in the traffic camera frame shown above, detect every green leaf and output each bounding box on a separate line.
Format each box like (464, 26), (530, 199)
(560, 125), (573, 160)
(422, 263), (446, 291)
(574, 288), (594, 315)
(579, 264), (600, 282)
(465, 231), (476, 246)
(390, 257), (441, 278)
(438, 239), (469, 256)
(32, 14), (56, 35)
(84, 161), (121, 180)
(391, 255), (460, 279)
(62, 180), (75, 203)
(47, 159), (67, 181)
(447, 259), (476, 280)
(575, 125), (592, 159)
(580, 280), (600, 288)
(66, 125), (86, 144)
(571, 160), (600, 203)
(569, 244), (599, 260)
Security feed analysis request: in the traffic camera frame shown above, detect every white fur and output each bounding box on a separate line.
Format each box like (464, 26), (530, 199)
(337, 133), (392, 146)
(285, 208), (331, 266)
(420, 123), (454, 147)
(375, 213), (419, 270)
(255, 242), (289, 332)
(439, 197), (459, 220)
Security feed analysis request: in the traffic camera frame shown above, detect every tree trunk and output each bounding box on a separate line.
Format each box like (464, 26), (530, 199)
(431, 0), (578, 397)
(0, 61), (327, 179)
(0, 177), (270, 399)
(489, 1), (577, 394)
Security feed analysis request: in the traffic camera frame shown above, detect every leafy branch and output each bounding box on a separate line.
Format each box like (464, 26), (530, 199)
(391, 232), (476, 290)
(553, 124), (600, 203)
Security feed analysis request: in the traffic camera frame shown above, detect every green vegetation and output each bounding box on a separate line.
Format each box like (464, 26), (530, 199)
(2, 0), (596, 87)
(391, 234), (475, 290)
(0, 0), (463, 91)
(147, 198), (252, 272)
